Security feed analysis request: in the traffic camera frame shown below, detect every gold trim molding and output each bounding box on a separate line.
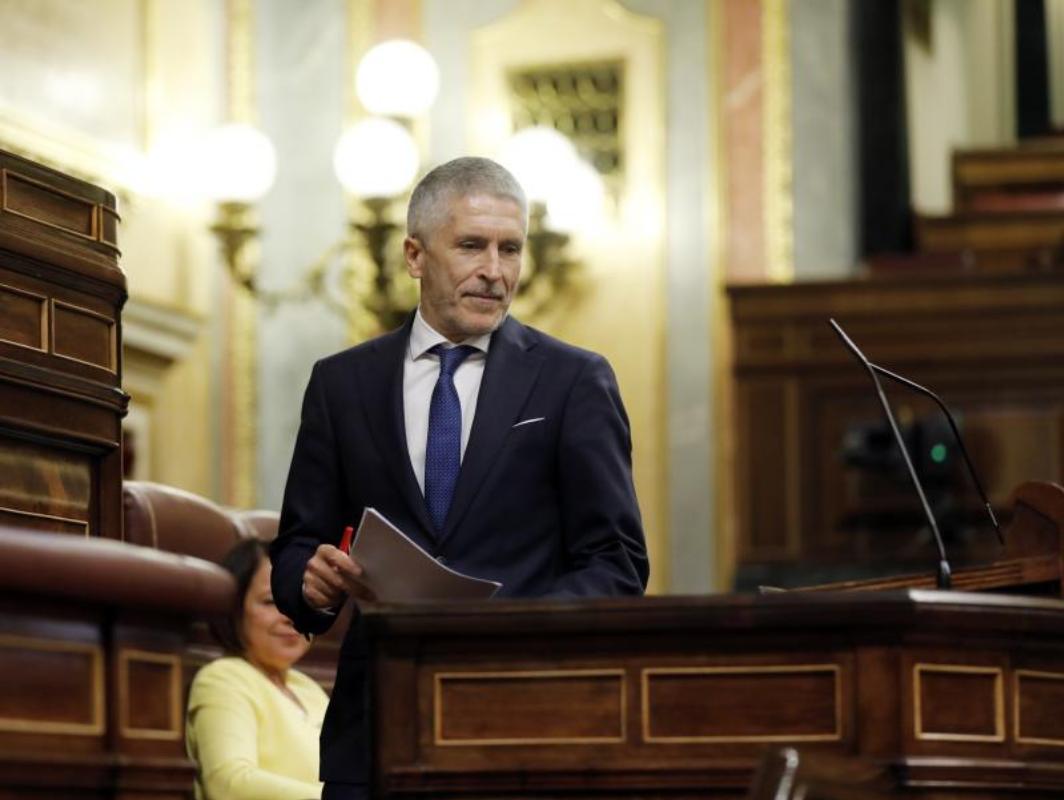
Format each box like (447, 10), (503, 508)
(218, 0), (259, 507)
(0, 280), (48, 353)
(50, 299), (118, 374)
(2, 169), (99, 243)
(913, 664), (1005, 743)
(117, 648), (182, 741)
(1015, 668), (1064, 747)
(762, 0), (793, 282)
(641, 664), (842, 744)
(0, 505), (89, 536)
(433, 668), (627, 746)
(0, 635), (104, 735)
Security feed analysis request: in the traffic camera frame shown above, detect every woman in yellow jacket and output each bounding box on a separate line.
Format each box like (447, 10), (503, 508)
(187, 538), (329, 800)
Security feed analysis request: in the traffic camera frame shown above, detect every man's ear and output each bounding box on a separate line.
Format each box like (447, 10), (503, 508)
(403, 236), (424, 278)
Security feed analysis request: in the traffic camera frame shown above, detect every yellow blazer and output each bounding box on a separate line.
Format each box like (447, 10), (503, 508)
(186, 657), (328, 800)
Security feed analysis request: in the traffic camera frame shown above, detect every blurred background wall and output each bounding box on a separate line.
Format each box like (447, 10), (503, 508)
(1, 0), (1060, 594)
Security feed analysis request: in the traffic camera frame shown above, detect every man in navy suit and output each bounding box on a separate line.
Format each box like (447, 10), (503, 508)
(270, 156), (648, 799)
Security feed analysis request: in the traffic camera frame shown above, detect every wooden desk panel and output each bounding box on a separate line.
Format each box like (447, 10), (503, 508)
(365, 591), (1064, 799)
(727, 275), (1064, 583)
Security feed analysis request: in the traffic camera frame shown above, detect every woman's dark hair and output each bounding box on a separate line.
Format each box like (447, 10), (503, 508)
(209, 538), (269, 654)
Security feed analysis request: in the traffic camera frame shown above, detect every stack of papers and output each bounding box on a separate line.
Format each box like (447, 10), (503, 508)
(350, 508), (501, 602)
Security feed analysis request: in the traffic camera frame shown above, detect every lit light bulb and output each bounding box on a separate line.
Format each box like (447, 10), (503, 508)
(545, 158), (606, 234)
(356, 39), (440, 118)
(333, 118), (420, 198)
(499, 126), (579, 203)
(199, 123), (277, 202)
(500, 126), (606, 232)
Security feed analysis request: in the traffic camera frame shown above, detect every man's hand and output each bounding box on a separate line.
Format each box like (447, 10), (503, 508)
(301, 544), (376, 610)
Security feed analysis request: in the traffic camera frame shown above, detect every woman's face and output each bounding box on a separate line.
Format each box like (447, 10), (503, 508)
(241, 557), (310, 672)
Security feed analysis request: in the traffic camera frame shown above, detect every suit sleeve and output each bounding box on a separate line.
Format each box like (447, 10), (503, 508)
(271, 361), (350, 635)
(550, 354), (649, 597)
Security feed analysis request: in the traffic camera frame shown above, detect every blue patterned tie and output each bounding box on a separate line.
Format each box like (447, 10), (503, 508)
(424, 344), (476, 532)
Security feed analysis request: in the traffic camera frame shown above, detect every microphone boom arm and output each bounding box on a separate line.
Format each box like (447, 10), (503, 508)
(828, 317), (1002, 591)
(870, 363), (1003, 545)
(861, 361), (952, 589)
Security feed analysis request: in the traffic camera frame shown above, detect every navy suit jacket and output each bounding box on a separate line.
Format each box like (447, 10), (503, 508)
(270, 315), (648, 784)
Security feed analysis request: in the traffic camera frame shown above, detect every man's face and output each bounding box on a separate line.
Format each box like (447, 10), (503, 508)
(404, 192), (525, 342)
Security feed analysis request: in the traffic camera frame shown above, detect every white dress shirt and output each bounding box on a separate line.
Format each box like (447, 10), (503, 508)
(403, 307), (492, 494)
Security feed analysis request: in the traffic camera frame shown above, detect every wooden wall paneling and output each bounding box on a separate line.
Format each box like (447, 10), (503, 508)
(641, 664), (842, 743)
(1015, 667), (1064, 748)
(0, 169), (99, 242)
(997, 647), (1064, 763)
(0, 427), (119, 541)
(111, 617), (191, 760)
(0, 148), (128, 544)
(0, 602), (109, 785)
(0, 155), (120, 263)
(912, 664), (1005, 743)
(117, 650), (182, 742)
(802, 379), (878, 561)
(902, 648), (1012, 760)
(373, 647), (418, 776)
(95, 443), (124, 542)
(631, 649), (856, 759)
(0, 570), (222, 796)
(112, 637), (195, 799)
(0, 634), (104, 737)
(728, 274), (1064, 583)
(736, 379), (796, 559)
(409, 647), (644, 777)
(0, 259), (123, 386)
(391, 629), (859, 789)
(434, 670), (626, 745)
(952, 146), (1064, 210)
(0, 435), (92, 535)
(366, 593), (1064, 798)
(0, 281), (46, 352)
(0, 387), (121, 451)
(51, 300), (117, 375)
(916, 212), (1064, 252)
(853, 646), (902, 758)
(0, 149), (211, 798)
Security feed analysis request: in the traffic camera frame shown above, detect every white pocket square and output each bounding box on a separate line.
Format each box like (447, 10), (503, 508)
(512, 416), (546, 428)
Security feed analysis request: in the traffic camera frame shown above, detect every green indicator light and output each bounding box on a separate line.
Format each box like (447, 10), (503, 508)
(930, 443), (948, 463)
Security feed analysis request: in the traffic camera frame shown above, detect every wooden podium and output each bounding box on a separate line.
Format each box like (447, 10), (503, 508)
(363, 483), (1064, 799)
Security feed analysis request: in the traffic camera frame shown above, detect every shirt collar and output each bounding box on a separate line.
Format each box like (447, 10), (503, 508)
(409, 306), (493, 360)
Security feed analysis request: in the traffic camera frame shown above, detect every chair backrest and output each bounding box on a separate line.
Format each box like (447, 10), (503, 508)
(233, 509), (279, 543)
(123, 481), (353, 670)
(123, 481), (278, 564)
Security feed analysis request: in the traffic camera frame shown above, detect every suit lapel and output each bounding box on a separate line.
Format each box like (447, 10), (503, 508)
(441, 317), (542, 542)
(355, 317), (436, 538)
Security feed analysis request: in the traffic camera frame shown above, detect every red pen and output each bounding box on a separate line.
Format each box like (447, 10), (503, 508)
(339, 525), (354, 555)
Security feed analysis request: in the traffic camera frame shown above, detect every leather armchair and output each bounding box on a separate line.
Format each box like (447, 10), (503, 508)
(123, 481), (271, 562)
(122, 481), (348, 685)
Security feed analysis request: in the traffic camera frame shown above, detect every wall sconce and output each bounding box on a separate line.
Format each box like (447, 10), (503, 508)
(203, 43), (599, 330)
(332, 116), (422, 329)
(321, 39), (441, 329)
(501, 126), (605, 314)
(202, 40), (433, 323)
(201, 123), (277, 294)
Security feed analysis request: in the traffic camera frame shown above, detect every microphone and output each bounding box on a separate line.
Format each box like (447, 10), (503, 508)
(828, 319), (1004, 589)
